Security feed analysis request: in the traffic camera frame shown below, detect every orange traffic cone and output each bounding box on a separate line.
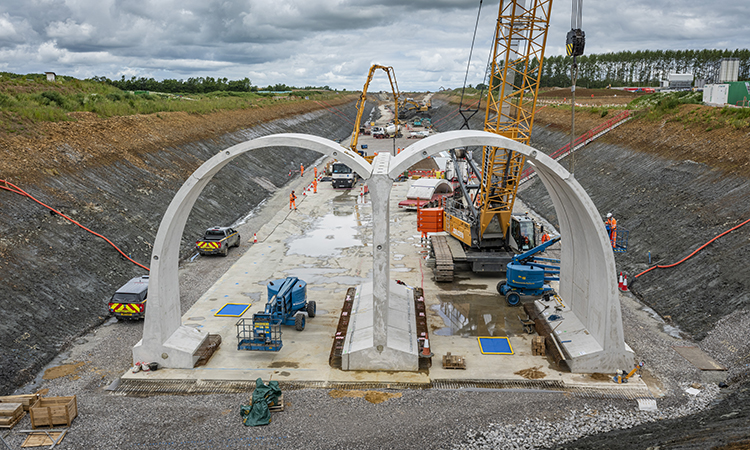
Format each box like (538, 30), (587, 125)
(618, 272), (624, 290)
(360, 186), (364, 196)
(253, 233), (258, 244)
(421, 338), (433, 358)
(622, 274), (629, 292)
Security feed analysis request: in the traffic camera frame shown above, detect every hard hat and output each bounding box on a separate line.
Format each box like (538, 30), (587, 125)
(606, 213), (612, 218)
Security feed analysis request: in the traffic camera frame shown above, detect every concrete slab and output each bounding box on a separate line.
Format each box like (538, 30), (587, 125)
(122, 155), (648, 396)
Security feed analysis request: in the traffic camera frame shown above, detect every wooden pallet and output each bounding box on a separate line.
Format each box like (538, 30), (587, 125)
(442, 352), (466, 369)
(21, 430), (67, 448)
(250, 394), (284, 412)
(0, 411), (25, 429)
(0, 394), (39, 412)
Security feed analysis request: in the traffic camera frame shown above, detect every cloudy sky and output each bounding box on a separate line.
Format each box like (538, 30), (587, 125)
(1, 0), (748, 91)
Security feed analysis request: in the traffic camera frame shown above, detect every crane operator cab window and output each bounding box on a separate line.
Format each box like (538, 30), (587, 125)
(510, 215), (536, 251)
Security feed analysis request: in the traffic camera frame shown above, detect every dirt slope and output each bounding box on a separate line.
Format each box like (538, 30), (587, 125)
(0, 95), (357, 184)
(523, 104), (750, 340)
(0, 97), (359, 395)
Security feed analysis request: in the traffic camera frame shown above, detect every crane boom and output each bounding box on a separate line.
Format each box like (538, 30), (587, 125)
(479, 0), (553, 240)
(349, 65), (401, 154)
(444, 0), (552, 251)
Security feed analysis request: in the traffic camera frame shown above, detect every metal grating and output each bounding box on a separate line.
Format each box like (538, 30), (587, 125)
(112, 377), (653, 400)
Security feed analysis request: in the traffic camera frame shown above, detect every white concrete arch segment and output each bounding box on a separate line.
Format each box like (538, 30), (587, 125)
(393, 130), (633, 372)
(133, 133), (371, 368)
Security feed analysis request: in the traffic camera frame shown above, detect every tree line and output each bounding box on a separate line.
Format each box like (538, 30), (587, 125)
(89, 76), (335, 94)
(538, 49), (750, 88)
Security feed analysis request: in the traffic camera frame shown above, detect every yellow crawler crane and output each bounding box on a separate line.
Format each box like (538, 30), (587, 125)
(441, 0), (552, 274)
(349, 64), (401, 159)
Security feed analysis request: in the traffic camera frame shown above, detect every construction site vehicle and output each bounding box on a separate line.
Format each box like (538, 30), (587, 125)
(497, 235), (560, 306)
(236, 277), (315, 352)
(196, 226), (240, 257)
(434, 0), (554, 279)
(331, 162), (360, 189)
(348, 64), (401, 154)
(613, 361), (645, 383)
(108, 275), (149, 320)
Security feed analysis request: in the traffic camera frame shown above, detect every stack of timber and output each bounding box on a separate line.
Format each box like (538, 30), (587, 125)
(30, 396), (78, 428)
(0, 402), (24, 429)
(430, 235), (454, 282)
(0, 394), (39, 412)
(532, 336), (546, 356)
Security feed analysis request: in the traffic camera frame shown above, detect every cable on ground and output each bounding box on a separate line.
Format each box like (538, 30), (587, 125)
(635, 217), (750, 279)
(1, 179), (150, 272)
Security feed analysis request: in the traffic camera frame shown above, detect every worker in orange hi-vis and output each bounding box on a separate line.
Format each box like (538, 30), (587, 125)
(300, 164), (304, 177)
(314, 166), (318, 179)
(289, 190), (297, 210)
(540, 231), (550, 244)
(313, 178), (318, 193)
(605, 213), (617, 248)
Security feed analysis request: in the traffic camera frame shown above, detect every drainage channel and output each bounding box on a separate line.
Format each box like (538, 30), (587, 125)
(112, 378), (653, 400)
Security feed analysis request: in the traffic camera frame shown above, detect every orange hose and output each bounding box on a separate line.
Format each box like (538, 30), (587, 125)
(635, 217), (750, 279)
(1, 179), (150, 272)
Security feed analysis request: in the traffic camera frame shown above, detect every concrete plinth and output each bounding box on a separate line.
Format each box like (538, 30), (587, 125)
(132, 325), (208, 368)
(341, 281), (419, 371)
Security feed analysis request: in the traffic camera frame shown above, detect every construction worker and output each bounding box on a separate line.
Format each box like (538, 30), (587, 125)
(300, 164), (304, 178)
(313, 178), (318, 194)
(290, 190), (297, 210)
(605, 213), (617, 248)
(314, 166), (318, 179)
(540, 231), (550, 244)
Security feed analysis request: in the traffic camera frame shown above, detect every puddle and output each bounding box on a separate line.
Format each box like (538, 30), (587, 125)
(241, 292), (262, 302)
(392, 267), (412, 272)
(283, 267), (369, 287)
(431, 293), (525, 337)
(187, 316), (205, 321)
(287, 211), (367, 257)
(641, 305), (683, 339)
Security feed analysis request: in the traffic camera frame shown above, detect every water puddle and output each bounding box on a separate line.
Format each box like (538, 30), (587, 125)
(641, 305), (683, 339)
(431, 293), (525, 337)
(283, 267), (369, 287)
(286, 204), (369, 257)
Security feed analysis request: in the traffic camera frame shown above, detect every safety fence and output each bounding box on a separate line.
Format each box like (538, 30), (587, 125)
(519, 109), (634, 184)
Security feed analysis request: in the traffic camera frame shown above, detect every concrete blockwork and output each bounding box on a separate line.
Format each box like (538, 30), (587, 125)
(135, 130), (632, 373)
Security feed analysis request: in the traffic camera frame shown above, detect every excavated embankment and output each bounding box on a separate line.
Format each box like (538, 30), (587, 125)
(522, 113), (750, 341)
(0, 100), (362, 395)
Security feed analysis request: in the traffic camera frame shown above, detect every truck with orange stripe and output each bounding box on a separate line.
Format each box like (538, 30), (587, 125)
(196, 226), (241, 257)
(108, 275), (149, 320)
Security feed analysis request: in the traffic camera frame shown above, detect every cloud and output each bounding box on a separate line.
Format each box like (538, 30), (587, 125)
(0, 1), (747, 90)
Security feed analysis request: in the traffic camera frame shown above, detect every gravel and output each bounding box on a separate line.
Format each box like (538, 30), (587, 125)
(2, 99), (747, 449)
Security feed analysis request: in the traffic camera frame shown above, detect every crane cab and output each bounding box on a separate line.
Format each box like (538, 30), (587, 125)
(509, 215), (536, 252)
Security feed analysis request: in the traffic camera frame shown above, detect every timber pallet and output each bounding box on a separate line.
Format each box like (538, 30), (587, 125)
(442, 352), (466, 370)
(0, 411), (25, 429)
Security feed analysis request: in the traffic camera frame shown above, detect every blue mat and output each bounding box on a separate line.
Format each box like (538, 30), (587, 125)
(477, 337), (514, 355)
(215, 303), (251, 317)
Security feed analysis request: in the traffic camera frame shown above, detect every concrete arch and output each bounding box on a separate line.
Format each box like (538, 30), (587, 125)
(135, 130), (632, 373)
(394, 130), (631, 371)
(133, 133), (371, 367)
